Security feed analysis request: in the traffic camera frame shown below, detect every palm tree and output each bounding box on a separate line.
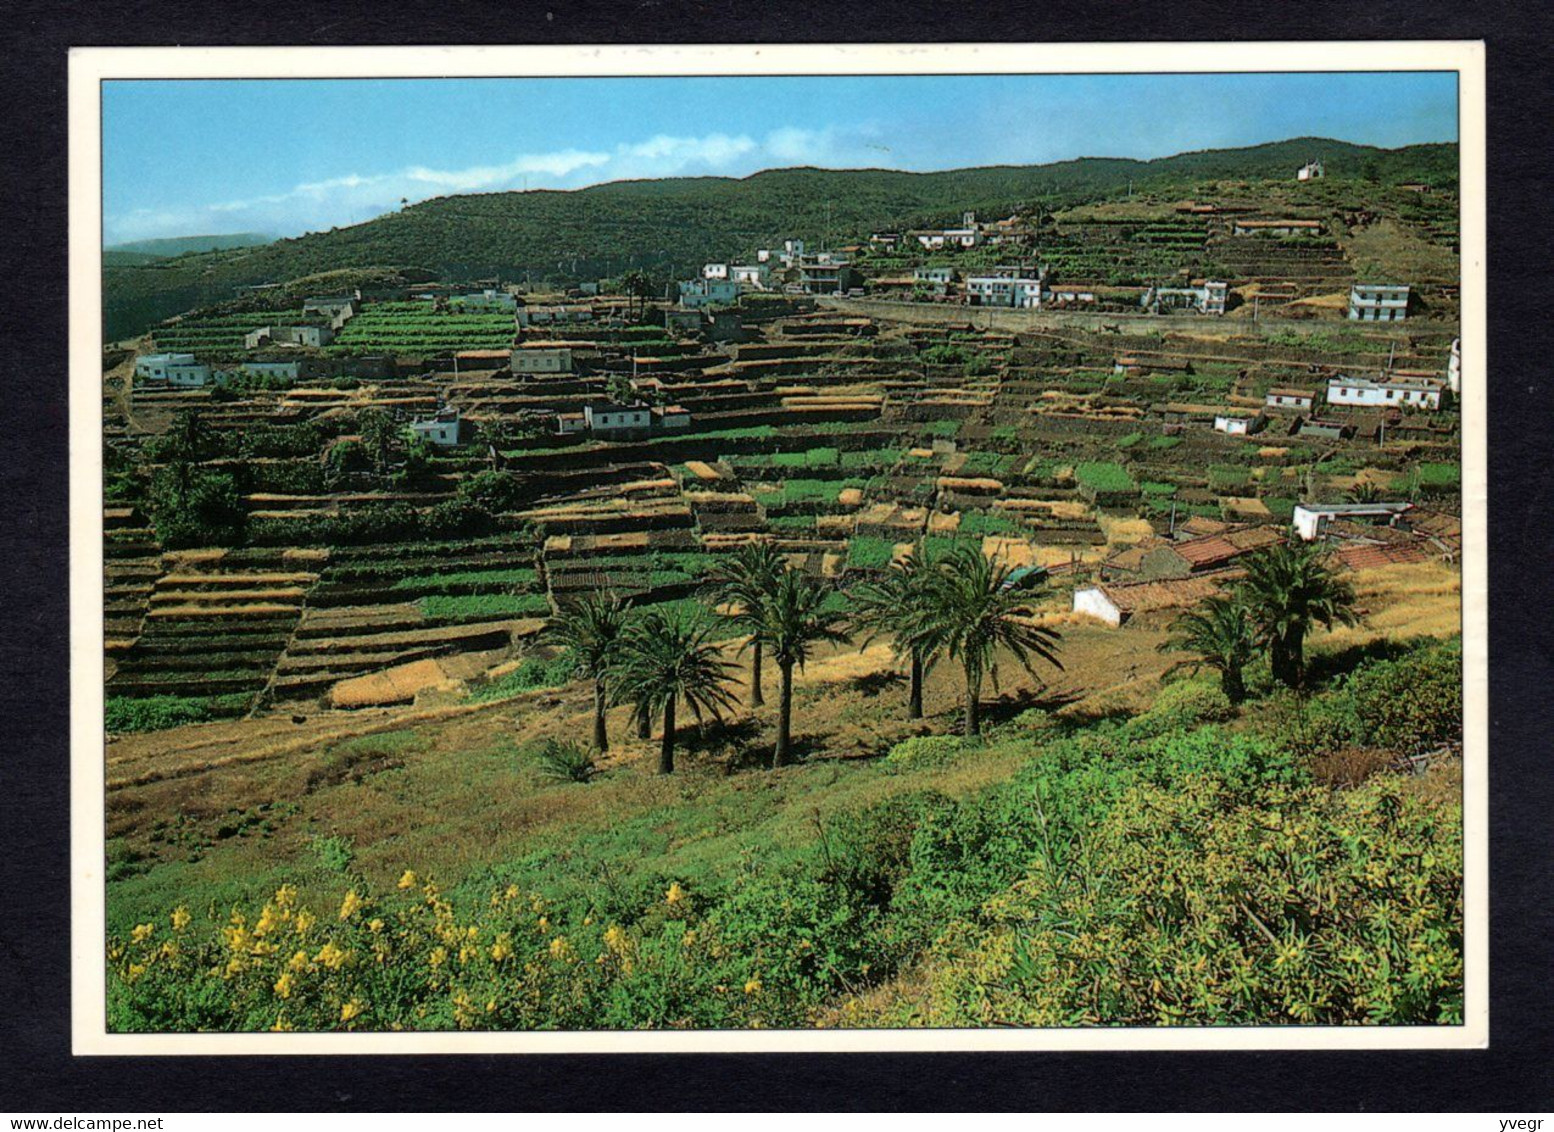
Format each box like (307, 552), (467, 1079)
(1158, 594), (1257, 704)
(612, 607), (738, 775)
(543, 590), (631, 753)
(754, 566), (852, 767)
(919, 544), (1063, 739)
(1346, 481), (1383, 504)
(848, 543), (938, 719)
(1239, 542), (1360, 688)
(705, 541), (784, 707)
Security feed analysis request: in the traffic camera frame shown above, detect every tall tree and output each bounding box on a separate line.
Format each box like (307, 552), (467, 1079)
(848, 542), (939, 719)
(705, 540), (784, 708)
(919, 544), (1063, 738)
(613, 608), (737, 775)
(1158, 594), (1257, 704)
(543, 590), (631, 752)
(753, 566), (851, 767)
(1239, 542), (1360, 688)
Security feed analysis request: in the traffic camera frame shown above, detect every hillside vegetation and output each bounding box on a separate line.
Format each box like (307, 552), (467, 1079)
(104, 137), (1457, 341)
(106, 635), (1462, 1031)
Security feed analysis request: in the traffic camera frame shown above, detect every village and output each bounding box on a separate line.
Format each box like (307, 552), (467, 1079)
(103, 159), (1461, 730)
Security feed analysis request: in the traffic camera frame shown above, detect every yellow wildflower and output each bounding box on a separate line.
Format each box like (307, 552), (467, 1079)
(537, 916), (550, 933)
(340, 999), (365, 1023)
(429, 946), (448, 969)
(126, 963), (147, 983)
(682, 930), (696, 949)
(603, 925), (629, 953)
(314, 942), (349, 970)
(294, 910), (316, 936)
(273, 972), (295, 999)
(254, 904), (282, 936)
(271, 1014), (292, 1032)
(504, 884), (520, 901)
(490, 935), (514, 963)
(665, 882), (686, 906)
(131, 923), (155, 944)
(368, 918), (384, 934)
(397, 870), (418, 890)
(170, 906), (191, 932)
(743, 976), (762, 995)
(287, 949), (309, 972)
(582, 915), (594, 927)
(338, 889), (363, 921)
(459, 946), (475, 965)
(274, 884), (298, 909)
(548, 936), (571, 960)
(224, 957), (245, 978)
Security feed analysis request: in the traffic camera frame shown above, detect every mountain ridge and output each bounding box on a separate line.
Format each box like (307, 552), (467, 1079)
(103, 136), (1456, 341)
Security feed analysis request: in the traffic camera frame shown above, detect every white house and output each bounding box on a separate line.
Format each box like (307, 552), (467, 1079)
(702, 263), (730, 280)
(729, 263), (771, 290)
(1072, 585), (1126, 628)
(584, 402), (653, 434)
(1048, 284), (1099, 304)
(965, 273), (1045, 309)
(238, 360), (301, 381)
(1348, 283), (1410, 322)
(245, 324), (333, 349)
(1326, 375), (1443, 411)
(555, 412), (588, 436)
(449, 289), (516, 310)
(510, 347), (573, 375)
(1213, 411), (1263, 436)
(1297, 160), (1325, 181)
(135, 352), (212, 387)
(1292, 502), (1412, 542)
(678, 278), (741, 308)
(1447, 338), (1461, 394)
(1265, 387), (1315, 411)
(1143, 280), (1228, 315)
(516, 304), (595, 328)
(409, 409), (461, 448)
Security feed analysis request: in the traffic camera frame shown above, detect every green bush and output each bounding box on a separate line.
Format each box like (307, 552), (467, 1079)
(105, 693), (252, 734)
(884, 735), (966, 767)
(533, 738), (600, 784)
(313, 836), (355, 874)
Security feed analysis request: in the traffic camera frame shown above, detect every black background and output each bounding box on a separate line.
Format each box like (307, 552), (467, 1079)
(2, 0), (1550, 1112)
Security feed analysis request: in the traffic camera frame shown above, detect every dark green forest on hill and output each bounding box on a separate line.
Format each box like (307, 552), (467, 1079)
(103, 137), (1457, 341)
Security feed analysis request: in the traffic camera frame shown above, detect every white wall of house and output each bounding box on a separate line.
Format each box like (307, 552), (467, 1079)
(1348, 284), (1410, 322)
(411, 419), (460, 447)
(1072, 587), (1123, 627)
(1326, 379), (1442, 410)
(511, 348), (573, 374)
(584, 405), (652, 431)
(1214, 415), (1252, 435)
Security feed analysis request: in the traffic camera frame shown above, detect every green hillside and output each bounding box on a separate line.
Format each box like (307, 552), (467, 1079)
(103, 137), (1456, 341)
(107, 232), (274, 258)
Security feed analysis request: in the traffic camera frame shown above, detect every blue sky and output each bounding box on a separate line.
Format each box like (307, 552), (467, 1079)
(102, 72), (1458, 245)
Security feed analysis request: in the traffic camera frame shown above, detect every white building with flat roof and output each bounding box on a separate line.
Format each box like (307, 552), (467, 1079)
(135, 352), (213, 387)
(1348, 283), (1410, 322)
(1326, 375), (1443, 411)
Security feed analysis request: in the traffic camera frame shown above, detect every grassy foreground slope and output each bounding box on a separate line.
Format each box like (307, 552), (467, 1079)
(104, 137), (1457, 340)
(106, 615), (1462, 1032)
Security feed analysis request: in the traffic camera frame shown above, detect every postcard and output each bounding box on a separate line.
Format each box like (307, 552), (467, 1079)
(69, 41), (1487, 1053)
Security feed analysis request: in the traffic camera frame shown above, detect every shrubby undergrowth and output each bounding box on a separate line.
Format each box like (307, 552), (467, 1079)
(107, 638), (1462, 1031)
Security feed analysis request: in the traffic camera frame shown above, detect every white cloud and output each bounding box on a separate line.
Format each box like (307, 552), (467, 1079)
(104, 125), (881, 244)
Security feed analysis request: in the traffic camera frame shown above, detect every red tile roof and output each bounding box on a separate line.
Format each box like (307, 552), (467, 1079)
(1335, 541), (1431, 571)
(1170, 525), (1285, 570)
(1103, 569), (1243, 615)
